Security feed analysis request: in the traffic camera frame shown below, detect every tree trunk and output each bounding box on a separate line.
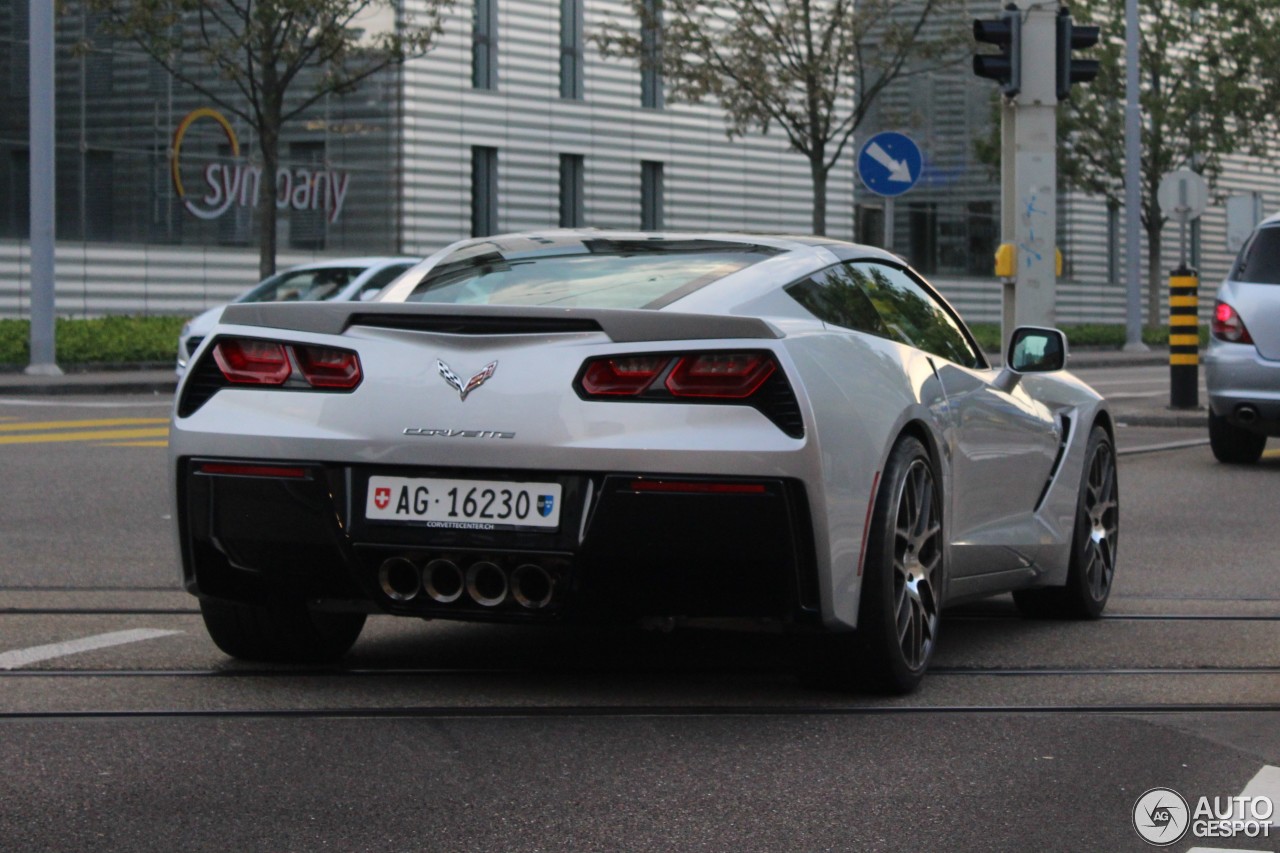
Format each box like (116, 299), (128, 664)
(1145, 224), (1163, 329)
(810, 158), (828, 236)
(256, 119), (280, 281)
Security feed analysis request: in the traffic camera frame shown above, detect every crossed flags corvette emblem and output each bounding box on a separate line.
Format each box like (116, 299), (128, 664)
(438, 359), (498, 401)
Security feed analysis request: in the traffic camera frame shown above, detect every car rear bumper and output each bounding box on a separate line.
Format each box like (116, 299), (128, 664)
(1205, 341), (1280, 434)
(176, 458), (821, 625)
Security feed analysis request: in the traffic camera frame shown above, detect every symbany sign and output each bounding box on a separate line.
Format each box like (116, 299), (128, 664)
(857, 131), (923, 198)
(171, 108), (352, 223)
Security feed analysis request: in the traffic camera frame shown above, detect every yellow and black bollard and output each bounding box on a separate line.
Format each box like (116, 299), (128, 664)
(1168, 266), (1199, 409)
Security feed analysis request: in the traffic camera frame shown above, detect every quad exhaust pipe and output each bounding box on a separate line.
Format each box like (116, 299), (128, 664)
(378, 557), (560, 610)
(423, 559), (464, 604)
(466, 561), (509, 607)
(379, 557), (422, 602)
(511, 563), (555, 610)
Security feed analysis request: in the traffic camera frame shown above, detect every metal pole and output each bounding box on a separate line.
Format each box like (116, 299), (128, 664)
(1122, 0), (1147, 352)
(884, 197), (895, 254)
(26, 0), (61, 376)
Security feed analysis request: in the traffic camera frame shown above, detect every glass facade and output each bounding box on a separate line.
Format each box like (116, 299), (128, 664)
(0, 1), (401, 253)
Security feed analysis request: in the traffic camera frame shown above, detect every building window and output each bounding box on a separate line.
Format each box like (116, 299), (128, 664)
(1107, 200), (1120, 283)
(856, 204), (885, 248)
(83, 150), (115, 241)
(641, 160), (663, 230)
(640, 0), (663, 108)
(473, 0), (497, 90)
(6, 150), (30, 238)
(560, 154), (584, 227)
(908, 202), (938, 275)
(472, 146), (498, 237)
(560, 0), (584, 100)
(289, 141), (327, 250)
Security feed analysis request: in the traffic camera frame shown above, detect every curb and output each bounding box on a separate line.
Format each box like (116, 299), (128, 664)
(1114, 410), (1207, 429)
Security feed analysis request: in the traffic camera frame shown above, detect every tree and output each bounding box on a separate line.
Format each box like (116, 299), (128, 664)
(88, 0), (452, 278)
(1058, 0), (1265, 325)
(594, 0), (967, 236)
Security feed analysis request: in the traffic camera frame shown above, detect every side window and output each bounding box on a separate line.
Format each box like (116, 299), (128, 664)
(849, 262), (982, 367)
(785, 267), (890, 338)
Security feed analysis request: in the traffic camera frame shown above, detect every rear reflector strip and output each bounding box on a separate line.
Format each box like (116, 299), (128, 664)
(627, 479), (768, 495)
(197, 463), (309, 479)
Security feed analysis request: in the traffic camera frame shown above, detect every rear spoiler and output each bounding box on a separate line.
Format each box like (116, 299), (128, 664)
(220, 302), (782, 344)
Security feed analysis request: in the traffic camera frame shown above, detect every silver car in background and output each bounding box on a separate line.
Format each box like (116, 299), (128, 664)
(1206, 213), (1280, 463)
(176, 257), (420, 375)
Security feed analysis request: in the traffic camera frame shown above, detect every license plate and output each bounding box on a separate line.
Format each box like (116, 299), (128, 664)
(365, 475), (562, 530)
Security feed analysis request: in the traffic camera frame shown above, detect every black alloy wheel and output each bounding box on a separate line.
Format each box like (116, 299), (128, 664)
(1014, 424), (1118, 619)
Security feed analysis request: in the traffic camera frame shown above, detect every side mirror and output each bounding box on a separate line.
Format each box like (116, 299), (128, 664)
(994, 326), (1068, 392)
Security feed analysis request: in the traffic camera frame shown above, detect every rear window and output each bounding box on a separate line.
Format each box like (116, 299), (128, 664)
(1234, 227), (1280, 284)
(403, 239), (777, 309)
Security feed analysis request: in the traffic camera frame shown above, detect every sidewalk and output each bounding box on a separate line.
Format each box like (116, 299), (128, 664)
(0, 347), (1208, 428)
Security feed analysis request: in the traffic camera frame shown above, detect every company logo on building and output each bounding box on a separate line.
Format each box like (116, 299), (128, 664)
(170, 107), (352, 223)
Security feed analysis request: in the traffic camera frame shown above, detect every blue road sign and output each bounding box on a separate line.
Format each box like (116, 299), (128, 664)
(858, 132), (923, 198)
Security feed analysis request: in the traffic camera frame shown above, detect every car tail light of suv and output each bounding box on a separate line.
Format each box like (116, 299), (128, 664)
(1212, 300), (1254, 344)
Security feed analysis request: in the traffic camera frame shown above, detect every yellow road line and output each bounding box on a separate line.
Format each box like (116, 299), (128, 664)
(1264, 448), (1280, 460)
(0, 428), (169, 446)
(97, 440), (169, 447)
(0, 417), (168, 433)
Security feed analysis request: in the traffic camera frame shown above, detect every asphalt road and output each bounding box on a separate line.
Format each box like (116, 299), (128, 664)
(1, 388), (1278, 852)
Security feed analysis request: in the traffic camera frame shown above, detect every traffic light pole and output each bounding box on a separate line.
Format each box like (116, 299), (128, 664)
(1002, 2), (1058, 352)
(977, 3), (1100, 356)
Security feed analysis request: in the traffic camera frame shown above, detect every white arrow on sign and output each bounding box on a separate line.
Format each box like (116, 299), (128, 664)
(867, 142), (913, 183)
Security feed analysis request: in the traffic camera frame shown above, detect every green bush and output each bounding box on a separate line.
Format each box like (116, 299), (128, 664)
(0, 316), (189, 367)
(968, 322), (1207, 352)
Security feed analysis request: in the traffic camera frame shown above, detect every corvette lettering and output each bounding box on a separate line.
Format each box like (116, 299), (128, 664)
(403, 428), (515, 438)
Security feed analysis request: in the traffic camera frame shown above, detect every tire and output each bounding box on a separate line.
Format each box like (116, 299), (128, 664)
(1209, 409), (1266, 464)
(808, 435), (944, 695)
(1014, 424), (1118, 620)
(199, 598), (366, 663)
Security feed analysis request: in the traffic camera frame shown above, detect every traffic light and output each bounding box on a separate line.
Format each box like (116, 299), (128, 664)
(1056, 8), (1100, 100)
(973, 5), (1021, 98)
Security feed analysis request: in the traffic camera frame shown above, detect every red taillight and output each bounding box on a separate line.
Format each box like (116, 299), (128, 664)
(212, 339), (291, 385)
(580, 355), (668, 396)
(295, 345), (363, 389)
(208, 337), (362, 390)
(1212, 300), (1253, 344)
(665, 353), (776, 398)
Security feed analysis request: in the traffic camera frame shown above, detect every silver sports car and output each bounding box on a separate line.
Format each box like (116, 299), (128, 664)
(171, 231), (1119, 693)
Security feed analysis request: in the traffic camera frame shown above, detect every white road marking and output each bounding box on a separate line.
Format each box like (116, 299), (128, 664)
(1242, 765), (1280, 828)
(0, 628), (182, 670)
(1186, 764), (1280, 852)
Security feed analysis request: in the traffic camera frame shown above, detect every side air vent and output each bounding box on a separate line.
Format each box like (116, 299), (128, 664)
(350, 314), (603, 336)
